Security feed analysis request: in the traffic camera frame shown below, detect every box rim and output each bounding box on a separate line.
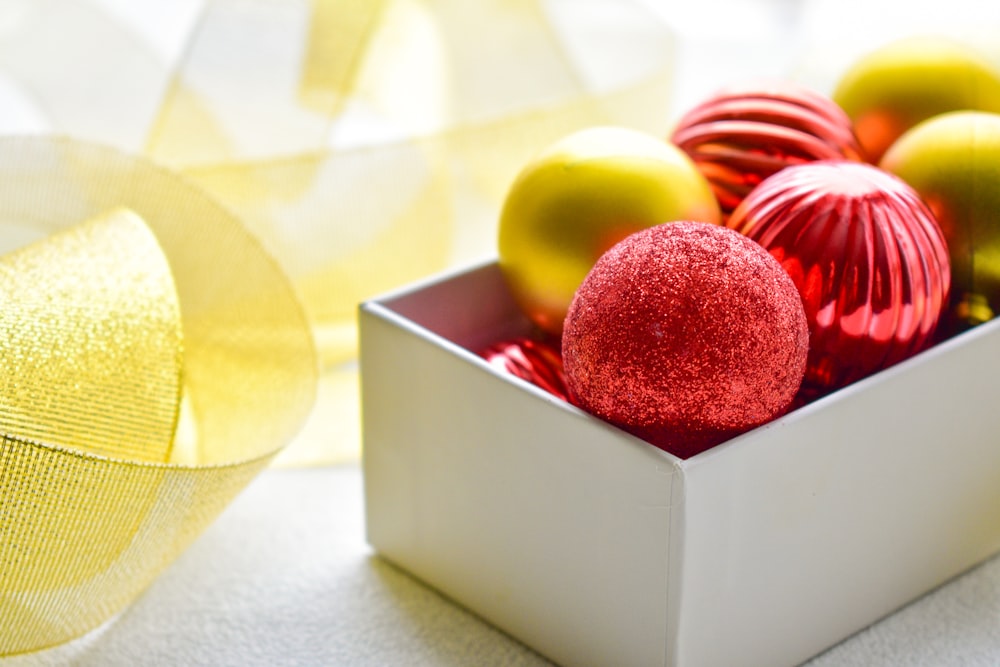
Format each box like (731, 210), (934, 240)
(685, 313), (1000, 468)
(363, 259), (1000, 471)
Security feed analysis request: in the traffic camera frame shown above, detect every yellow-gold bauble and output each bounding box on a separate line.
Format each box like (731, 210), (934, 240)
(497, 126), (721, 335)
(880, 111), (1000, 328)
(833, 36), (1000, 163)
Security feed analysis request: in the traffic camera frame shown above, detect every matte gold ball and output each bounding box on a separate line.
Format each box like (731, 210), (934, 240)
(880, 111), (1000, 327)
(834, 36), (1000, 163)
(498, 126), (721, 335)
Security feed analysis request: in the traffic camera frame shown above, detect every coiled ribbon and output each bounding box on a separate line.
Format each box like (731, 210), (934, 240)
(0, 138), (317, 655)
(0, 0), (677, 466)
(0, 0), (676, 653)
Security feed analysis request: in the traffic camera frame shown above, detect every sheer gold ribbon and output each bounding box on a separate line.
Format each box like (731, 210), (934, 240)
(0, 0), (677, 466)
(0, 138), (317, 655)
(0, 0), (675, 654)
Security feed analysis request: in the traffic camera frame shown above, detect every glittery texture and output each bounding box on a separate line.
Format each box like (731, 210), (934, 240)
(0, 209), (182, 463)
(0, 138), (317, 655)
(479, 336), (570, 401)
(728, 161), (950, 392)
(562, 222), (808, 458)
(671, 82), (865, 217)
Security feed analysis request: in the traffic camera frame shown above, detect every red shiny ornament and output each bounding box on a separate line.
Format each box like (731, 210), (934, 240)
(562, 222), (808, 458)
(671, 82), (866, 217)
(728, 161), (951, 392)
(479, 336), (570, 401)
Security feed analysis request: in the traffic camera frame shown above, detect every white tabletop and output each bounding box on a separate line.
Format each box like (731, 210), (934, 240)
(6, 463), (999, 667)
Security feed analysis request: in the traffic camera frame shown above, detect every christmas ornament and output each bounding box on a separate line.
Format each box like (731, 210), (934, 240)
(833, 36), (1000, 163)
(728, 161), (951, 391)
(498, 126), (721, 336)
(479, 336), (569, 401)
(671, 82), (865, 217)
(562, 222), (808, 458)
(881, 111), (1000, 329)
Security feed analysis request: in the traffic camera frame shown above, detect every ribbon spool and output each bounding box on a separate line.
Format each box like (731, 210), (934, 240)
(0, 137), (317, 655)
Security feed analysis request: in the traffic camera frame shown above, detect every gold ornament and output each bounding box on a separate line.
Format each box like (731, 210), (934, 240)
(881, 111), (1000, 328)
(833, 36), (1000, 163)
(498, 127), (721, 335)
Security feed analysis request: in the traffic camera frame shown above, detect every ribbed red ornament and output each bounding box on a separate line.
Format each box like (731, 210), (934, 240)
(728, 161), (951, 392)
(479, 336), (570, 401)
(672, 82), (866, 217)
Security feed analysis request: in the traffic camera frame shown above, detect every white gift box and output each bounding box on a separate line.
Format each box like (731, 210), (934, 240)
(360, 261), (1000, 667)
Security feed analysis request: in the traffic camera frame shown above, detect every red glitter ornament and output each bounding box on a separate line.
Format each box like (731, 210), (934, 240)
(671, 82), (866, 217)
(728, 161), (950, 392)
(562, 222), (808, 458)
(479, 336), (570, 402)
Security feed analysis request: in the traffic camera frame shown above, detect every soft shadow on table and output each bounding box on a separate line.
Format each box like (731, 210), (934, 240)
(0, 465), (555, 667)
(4, 465), (999, 667)
(370, 549), (1000, 667)
(804, 552), (1000, 667)
(365, 554), (554, 667)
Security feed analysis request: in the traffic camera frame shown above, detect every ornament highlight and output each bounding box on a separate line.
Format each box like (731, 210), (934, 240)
(562, 222), (808, 458)
(881, 110), (1000, 329)
(728, 161), (951, 391)
(833, 36), (1000, 163)
(671, 82), (865, 217)
(498, 126), (721, 336)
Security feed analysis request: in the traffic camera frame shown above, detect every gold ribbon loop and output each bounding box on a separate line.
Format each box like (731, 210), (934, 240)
(0, 208), (183, 462)
(0, 137), (317, 656)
